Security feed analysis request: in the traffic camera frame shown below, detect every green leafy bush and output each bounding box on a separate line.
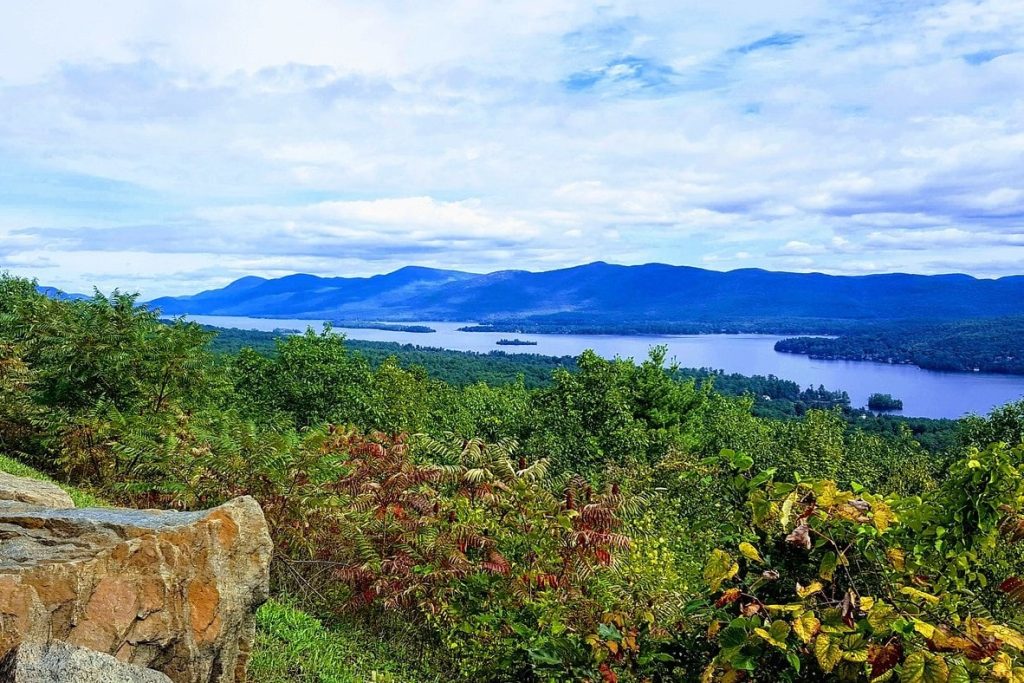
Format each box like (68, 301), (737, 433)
(700, 442), (1024, 681)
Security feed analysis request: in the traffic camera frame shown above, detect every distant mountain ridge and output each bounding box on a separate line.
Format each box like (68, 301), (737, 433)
(147, 262), (1024, 327)
(36, 285), (89, 301)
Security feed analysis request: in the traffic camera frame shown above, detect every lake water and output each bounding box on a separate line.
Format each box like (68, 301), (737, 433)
(185, 315), (1024, 420)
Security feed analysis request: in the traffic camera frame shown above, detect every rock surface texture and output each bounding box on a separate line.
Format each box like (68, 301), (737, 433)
(1, 640), (173, 682)
(0, 486), (272, 683)
(0, 472), (73, 509)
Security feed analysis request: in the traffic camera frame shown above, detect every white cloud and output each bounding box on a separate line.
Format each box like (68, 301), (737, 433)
(0, 0), (1023, 295)
(778, 241), (826, 255)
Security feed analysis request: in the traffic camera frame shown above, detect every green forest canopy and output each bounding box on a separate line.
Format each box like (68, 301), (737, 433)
(2, 274), (1024, 682)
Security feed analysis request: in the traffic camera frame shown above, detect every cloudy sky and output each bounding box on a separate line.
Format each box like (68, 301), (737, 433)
(1, 0), (1023, 296)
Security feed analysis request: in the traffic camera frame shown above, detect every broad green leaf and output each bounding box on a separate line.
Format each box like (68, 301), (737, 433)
(718, 626), (747, 649)
(821, 608), (855, 634)
(749, 489), (775, 527)
(729, 451), (754, 471)
(843, 646), (869, 663)
(946, 664), (970, 683)
(749, 468), (776, 488)
(820, 551), (838, 581)
(769, 619), (791, 642)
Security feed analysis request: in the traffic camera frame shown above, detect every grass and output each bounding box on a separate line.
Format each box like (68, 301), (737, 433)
(250, 599), (441, 683)
(0, 452), (106, 507)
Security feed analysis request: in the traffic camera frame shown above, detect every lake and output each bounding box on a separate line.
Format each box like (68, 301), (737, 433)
(184, 315), (1024, 420)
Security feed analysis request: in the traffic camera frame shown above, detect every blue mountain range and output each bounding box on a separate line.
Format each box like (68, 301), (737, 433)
(147, 262), (1024, 326)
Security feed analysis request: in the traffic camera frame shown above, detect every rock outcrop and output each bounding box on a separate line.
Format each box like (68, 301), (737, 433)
(2, 640), (173, 682)
(0, 472), (73, 509)
(0, 485), (272, 683)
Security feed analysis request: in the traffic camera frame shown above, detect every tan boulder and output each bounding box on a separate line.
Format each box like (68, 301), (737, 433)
(0, 496), (272, 683)
(0, 472), (74, 509)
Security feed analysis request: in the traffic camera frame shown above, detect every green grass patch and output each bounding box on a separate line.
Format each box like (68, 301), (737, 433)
(251, 599), (442, 683)
(0, 453), (106, 507)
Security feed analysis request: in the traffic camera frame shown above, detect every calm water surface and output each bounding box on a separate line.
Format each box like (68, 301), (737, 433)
(186, 315), (1024, 420)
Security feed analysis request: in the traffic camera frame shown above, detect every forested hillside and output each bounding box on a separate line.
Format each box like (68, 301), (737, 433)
(776, 318), (1024, 374)
(3, 274), (1024, 681)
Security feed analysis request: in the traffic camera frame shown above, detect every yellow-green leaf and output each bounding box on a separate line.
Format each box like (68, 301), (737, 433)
(705, 549), (739, 592)
(793, 612), (821, 643)
(739, 542), (763, 564)
(992, 653), (1013, 680)
(901, 651), (949, 683)
(764, 603), (804, 613)
(872, 501), (896, 533)
(899, 586), (940, 605)
(815, 633), (844, 673)
(814, 480), (842, 507)
(797, 581), (824, 599)
(867, 602), (898, 632)
(843, 646), (869, 663)
(913, 620), (937, 640)
(754, 623), (789, 650)
(992, 624), (1024, 651)
(780, 491), (798, 529)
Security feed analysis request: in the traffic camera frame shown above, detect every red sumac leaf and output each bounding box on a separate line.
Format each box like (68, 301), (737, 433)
(715, 588), (742, 607)
(868, 640), (902, 679)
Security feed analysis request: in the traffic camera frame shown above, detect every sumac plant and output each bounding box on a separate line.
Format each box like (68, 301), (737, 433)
(286, 433), (660, 682)
(700, 442), (1024, 682)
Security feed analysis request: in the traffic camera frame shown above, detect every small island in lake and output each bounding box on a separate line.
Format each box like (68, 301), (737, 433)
(867, 392), (904, 411)
(334, 322), (436, 333)
(496, 338), (538, 346)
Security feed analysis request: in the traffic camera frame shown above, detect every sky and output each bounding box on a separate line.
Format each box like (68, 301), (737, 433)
(1, 0), (1023, 297)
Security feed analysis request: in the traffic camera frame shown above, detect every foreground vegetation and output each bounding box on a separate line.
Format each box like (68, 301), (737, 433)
(2, 275), (1024, 681)
(0, 443), (395, 682)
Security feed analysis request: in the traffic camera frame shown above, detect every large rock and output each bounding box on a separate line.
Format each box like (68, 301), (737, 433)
(0, 472), (74, 509)
(0, 496), (272, 683)
(2, 640), (173, 682)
